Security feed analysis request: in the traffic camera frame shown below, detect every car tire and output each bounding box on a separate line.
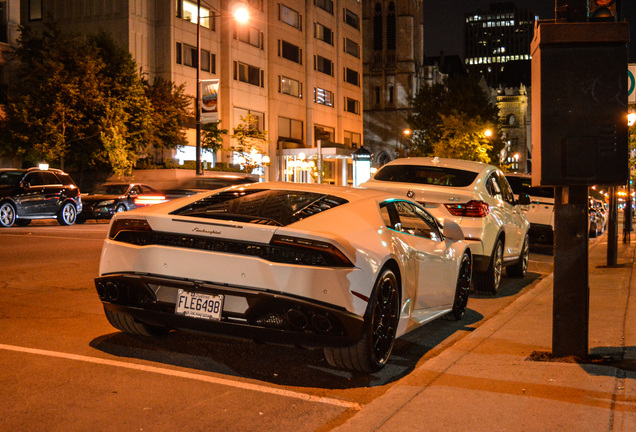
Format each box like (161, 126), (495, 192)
(443, 251), (472, 321)
(115, 204), (127, 213)
(474, 238), (504, 295)
(104, 308), (169, 336)
(57, 202), (77, 226)
(15, 219), (31, 227)
(506, 234), (529, 278)
(0, 202), (16, 227)
(324, 268), (400, 372)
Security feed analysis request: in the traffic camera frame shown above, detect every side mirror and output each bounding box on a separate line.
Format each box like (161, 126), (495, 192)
(20, 181), (31, 189)
(517, 193), (531, 206)
(442, 218), (465, 242)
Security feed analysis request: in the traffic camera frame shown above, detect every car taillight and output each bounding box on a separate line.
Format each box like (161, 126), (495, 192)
(270, 234), (354, 267)
(109, 218), (152, 239)
(134, 195), (168, 206)
(445, 200), (489, 217)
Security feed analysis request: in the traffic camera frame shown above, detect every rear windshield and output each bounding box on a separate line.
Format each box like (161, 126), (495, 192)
(171, 189), (348, 226)
(93, 184), (127, 195)
(373, 165), (478, 187)
(54, 172), (77, 187)
(505, 176), (554, 199)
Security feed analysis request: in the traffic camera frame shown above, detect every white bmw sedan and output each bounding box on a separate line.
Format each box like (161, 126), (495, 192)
(361, 158), (530, 295)
(96, 182), (471, 372)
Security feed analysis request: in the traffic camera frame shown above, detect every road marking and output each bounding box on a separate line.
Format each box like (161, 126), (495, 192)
(0, 343), (360, 410)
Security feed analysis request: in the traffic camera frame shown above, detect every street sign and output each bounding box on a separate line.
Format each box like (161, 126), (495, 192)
(629, 64), (636, 103)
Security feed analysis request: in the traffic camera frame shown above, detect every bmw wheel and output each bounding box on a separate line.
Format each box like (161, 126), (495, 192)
(0, 202), (16, 227)
(507, 234), (529, 278)
(474, 238), (504, 295)
(444, 251), (472, 321)
(324, 268), (400, 372)
(57, 202), (77, 226)
(115, 204), (127, 213)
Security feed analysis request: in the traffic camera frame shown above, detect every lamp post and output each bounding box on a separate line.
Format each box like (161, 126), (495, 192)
(195, 1), (249, 176)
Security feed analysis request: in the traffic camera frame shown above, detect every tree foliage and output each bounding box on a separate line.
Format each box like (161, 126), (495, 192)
(202, 121), (228, 154)
(231, 114), (269, 173)
(407, 74), (501, 164)
(0, 25), (190, 178)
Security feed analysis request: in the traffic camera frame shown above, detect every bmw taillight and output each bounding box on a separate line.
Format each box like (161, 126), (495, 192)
(134, 195), (168, 207)
(270, 234), (354, 267)
(445, 200), (489, 217)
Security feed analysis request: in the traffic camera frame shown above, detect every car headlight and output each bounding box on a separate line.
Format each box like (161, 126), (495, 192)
(98, 200), (116, 207)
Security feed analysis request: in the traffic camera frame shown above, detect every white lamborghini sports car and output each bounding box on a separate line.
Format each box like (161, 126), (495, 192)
(95, 182), (472, 372)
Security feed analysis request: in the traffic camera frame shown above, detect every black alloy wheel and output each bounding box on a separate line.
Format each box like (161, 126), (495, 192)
(444, 251), (472, 321)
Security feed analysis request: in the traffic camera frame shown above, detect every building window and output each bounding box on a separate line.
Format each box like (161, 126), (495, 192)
(234, 108), (264, 131)
(236, 25), (263, 48)
(177, 0), (211, 29)
(248, 0), (264, 12)
(29, 0), (42, 20)
(176, 42), (182, 64)
(507, 114), (517, 125)
(315, 125), (335, 143)
(280, 76), (302, 98)
(388, 85), (394, 104)
(344, 8), (359, 30)
(344, 38), (360, 58)
(279, 4), (301, 29)
(279, 117), (303, 140)
(345, 97), (360, 114)
(234, 61), (263, 87)
(183, 44), (198, 68)
(314, 87), (334, 107)
(315, 0), (333, 14)
(279, 40), (302, 64)
(200, 51), (216, 73)
(386, 2), (396, 50)
(314, 22), (333, 45)
(344, 68), (359, 86)
(344, 131), (361, 149)
(373, 3), (382, 51)
(374, 86), (381, 106)
(315, 55), (333, 76)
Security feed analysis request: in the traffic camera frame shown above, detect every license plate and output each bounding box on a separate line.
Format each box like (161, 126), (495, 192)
(175, 289), (223, 320)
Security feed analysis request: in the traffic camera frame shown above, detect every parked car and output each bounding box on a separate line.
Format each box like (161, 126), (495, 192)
(361, 157), (530, 294)
(505, 173), (555, 246)
(0, 167), (82, 227)
(95, 182), (472, 372)
(133, 172), (260, 207)
(78, 182), (158, 223)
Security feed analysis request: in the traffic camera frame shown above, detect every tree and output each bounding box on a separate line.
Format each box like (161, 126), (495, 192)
(143, 76), (191, 152)
(407, 74), (502, 164)
(0, 25), (106, 170)
(230, 114), (269, 173)
(201, 121), (228, 154)
(433, 112), (494, 163)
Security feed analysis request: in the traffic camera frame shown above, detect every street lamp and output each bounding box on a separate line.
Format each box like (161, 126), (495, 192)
(195, 1), (249, 175)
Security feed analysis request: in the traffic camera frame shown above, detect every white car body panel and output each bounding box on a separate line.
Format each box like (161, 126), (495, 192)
(361, 158), (529, 270)
(97, 182), (470, 344)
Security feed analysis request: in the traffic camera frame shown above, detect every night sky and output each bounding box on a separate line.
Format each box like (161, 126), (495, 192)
(422, 0), (636, 62)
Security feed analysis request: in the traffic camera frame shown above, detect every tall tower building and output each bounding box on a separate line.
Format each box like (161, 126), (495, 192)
(464, 2), (536, 87)
(362, 0), (424, 165)
(19, 0), (363, 184)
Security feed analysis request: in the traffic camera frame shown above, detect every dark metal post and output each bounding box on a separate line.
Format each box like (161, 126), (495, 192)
(608, 186), (619, 264)
(553, 186), (589, 358)
(195, 0), (203, 175)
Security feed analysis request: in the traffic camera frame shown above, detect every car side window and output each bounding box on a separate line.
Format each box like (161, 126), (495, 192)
(382, 201), (442, 241)
(24, 172), (44, 186)
(40, 172), (61, 186)
(485, 175), (502, 200)
(130, 186), (141, 195)
(495, 172), (515, 204)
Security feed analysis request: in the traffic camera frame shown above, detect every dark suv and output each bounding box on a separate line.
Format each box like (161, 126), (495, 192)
(0, 167), (83, 227)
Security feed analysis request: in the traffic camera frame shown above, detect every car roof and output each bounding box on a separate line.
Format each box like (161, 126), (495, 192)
(380, 157), (494, 174)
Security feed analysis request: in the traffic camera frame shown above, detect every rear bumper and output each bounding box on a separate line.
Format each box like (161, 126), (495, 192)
(95, 273), (365, 348)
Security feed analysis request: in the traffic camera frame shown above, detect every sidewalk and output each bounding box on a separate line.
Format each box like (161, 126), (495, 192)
(335, 225), (636, 431)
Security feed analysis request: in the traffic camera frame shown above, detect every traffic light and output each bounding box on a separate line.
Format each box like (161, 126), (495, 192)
(588, 0), (618, 22)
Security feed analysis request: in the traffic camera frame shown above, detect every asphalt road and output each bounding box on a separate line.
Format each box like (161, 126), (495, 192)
(0, 221), (555, 431)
